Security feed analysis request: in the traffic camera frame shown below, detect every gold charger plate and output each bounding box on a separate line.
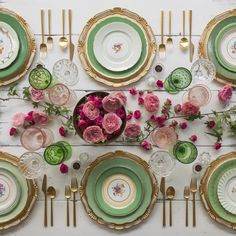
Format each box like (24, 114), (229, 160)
(78, 7), (156, 87)
(0, 8), (36, 86)
(0, 151), (37, 230)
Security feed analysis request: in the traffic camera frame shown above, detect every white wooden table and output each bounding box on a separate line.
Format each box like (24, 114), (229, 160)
(1, 0), (236, 235)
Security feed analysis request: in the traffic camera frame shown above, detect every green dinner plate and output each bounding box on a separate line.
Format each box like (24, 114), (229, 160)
(0, 160), (28, 223)
(86, 157), (153, 224)
(87, 16), (148, 79)
(0, 12), (29, 79)
(207, 16), (236, 81)
(207, 159), (236, 223)
(95, 166), (143, 217)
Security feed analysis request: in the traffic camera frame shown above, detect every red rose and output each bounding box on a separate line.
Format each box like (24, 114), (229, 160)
(9, 127), (17, 136)
(59, 126), (67, 137)
(133, 110), (141, 119)
(60, 163), (69, 174)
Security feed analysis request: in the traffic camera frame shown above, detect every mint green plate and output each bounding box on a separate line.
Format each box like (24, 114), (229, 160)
(95, 167), (143, 217)
(86, 157), (153, 224)
(207, 16), (236, 81)
(207, 159), (236, 223)
(215, 23), (236, 72)
(87, 16), (148, 79)
(0, 12), (29, 79)
(0, 160), (28, 223)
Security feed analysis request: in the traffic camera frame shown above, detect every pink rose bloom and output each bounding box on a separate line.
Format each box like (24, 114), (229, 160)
(102, 95), (123, 112)
(112, 91), (127, 105)
(141, 140), (152, 150)
(82, 101), (100, 120)
(182, 102), (200, 116)
(83, 125), (105, 143)
(218, 85), (233, 103)
(11, 113), (25, 127)
(9, 127), (17, 136)
(134, 110), (141, 119)
(78, 119), (89, 130)
(116, 108), (126, 119)
(33, 111), (49, 125)
(129, 88), (137, 95)
(124, 123), (141, 138)
(59, 126), (67, 137)
(102, 113), (122, 134)
(144, 94), (160, 112)
(95, 116), (103, 127)
(60, 163), (69, 174)
(30, 87), (44, 102)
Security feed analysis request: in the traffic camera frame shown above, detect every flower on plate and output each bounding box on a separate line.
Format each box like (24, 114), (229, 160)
(60, 163), (69, 174)
(11, 113), (26, 127)
(30, 87), (44, 102)
(33, 111), (49, 125)
(102, 95), (123, 113)
(144, 93), (160, 112)
(83, 125), (105, 143)
(102, 113), (122, 134)
(9, 127), (17, 136)
(182, 102), (200, 116)
(124, 123), (141, 138)
(218, 85), (233, 103)
(82, 101), (100, 120)
(141, 140), (152, 150)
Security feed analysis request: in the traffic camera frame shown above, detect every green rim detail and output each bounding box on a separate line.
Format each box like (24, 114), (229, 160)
(169, 67), (192, 89)
(0, 12), (29, 79)
(208, 159), (236, 223)
(95, 167), (143, 217)
(164, 76), (179, 94)
(87, 16), (148, 79)
(56, 141), (72, 161)
(86, 157), (152, 224)
(44, 144), (65, 165)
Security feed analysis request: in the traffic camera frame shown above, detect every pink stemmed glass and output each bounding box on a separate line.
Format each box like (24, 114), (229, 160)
(48, 83), (70, 106)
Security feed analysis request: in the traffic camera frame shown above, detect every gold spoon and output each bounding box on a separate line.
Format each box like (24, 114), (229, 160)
(47, 9), (53, 49)
(71, 177), (78, 227)
(179, 10), (189, 50)
(65, 185), (71, 227)
(166, 186), (175, 226)
(166, 10), (173, 50)
(59, 9), (68, 49)
(184, 186), (190, 227)
(159, 10), (166, 58)
(47, 186), (56, 227)
(40, 9), (47, 58)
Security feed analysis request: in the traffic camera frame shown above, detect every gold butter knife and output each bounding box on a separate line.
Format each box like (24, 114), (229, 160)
(189, 10), (194, 62)
(160, 177), (166, 227)
(184, 186), (190, 227)
(65, 185), (71, 227)
(68, 9), (74, 61)
(190, 177), (197, 227)
(42, 174), (47, 227)
(71, 177), (78, 227)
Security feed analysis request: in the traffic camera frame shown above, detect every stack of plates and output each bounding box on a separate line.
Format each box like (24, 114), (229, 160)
(0, 8), (35, 86)
(80, 151), (158, 230)
(200, 152), (236, 230)
(0, 151), (37, 230)
(78, 8), (156, 87)
(199, 9), (236, 86)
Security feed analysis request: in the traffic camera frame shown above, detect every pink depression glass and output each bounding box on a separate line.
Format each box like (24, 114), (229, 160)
(40, 127), (54, 147)
(65, 89), (77, 108)
(48, 83), (70, 106)
(20, 127), (46, 151)
(151, 126), (177, 149)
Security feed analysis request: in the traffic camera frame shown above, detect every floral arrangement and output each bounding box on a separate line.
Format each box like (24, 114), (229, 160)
(73, 92), (127, 144)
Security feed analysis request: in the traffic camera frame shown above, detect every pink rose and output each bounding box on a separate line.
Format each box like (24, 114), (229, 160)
(124, 123), (141, 138)
(82, 101), (100, 120)
(11, 113), (25, 127)
(60, 163), (69, 174)
(95, 116), (103, 127)
(112, 91), (127, 105)
(102, 95), (123, 112)
(9, 127), (17, 136)
(144, 94), (160, 112)
(129, 88), (137, 95)
(182, 102), (200, 116)
(218, 85), (233, 103)
(33, 111), (49, 125)
(59, 126), (67, 137)
(102, 113), (122, 134)
(83, 125), (105, 143)
(30, 87), (44, 102)
(141, 140), (152, 150)
(134, 110), (141, 119)
(116, 108), (126, 119)
(78, 119), (89, 130)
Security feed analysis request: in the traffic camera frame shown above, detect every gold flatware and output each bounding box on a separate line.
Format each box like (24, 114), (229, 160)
(190, 177), (197, 227)
(184, 186), (190, 227)
(166, 10), (173, 49)
(42, 174), (47, 227)
(68, 9), (75, 61)
(179, 10), (189, 50)
(47, 186), (56, 227)
(71, 177), (78, 227)
(166, 186), (175, 226)
(40, 9), (47, 58)
(160, 177), (166, 227)
(59, 9), (68, 49)
(159, 10), (166, 58)
(189, 10), (194, 62)
(47, 9), (53, 49)
(65, 185), (71, 227)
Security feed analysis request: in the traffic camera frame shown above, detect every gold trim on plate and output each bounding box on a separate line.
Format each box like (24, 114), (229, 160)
(80, 150), (158, 230)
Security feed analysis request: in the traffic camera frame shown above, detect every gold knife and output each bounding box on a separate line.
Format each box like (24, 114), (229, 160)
(71, 177), (78, 227)
(42, 174), (47, 227)
(68, 9), (74, 61)
(190, 177), (197, 227)
(189, 10), (194, 62)
(160, 177), (166, 227)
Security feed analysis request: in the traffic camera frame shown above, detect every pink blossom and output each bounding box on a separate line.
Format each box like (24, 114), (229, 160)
(33, 111), (49, 125)
(102, 95), (123, 112)
(182, 102), (200, 116)
(156, 80), (164, 88)
(144, 94), (160, 112)
(138, 90), (144, 96)
(95, 116), (103, 127)
(171, 120), (178, 127)
(112, 91), (127, 105)
(129, 88), (137, 95)
(11, 113), (25, 127)
(138, 97), (144, 105)
(30, 87), (44, 102)
(180, 122), (187, 129)
(82, 101), (100, 120)
(78, 119), (89, 130)
(87, 95), (94, 101)
(141, 140), (152, 150)
(93, 97), (103, 108)
(59, 126), (67, 137)
(116, 108), (126, 119)
(60, 163), (69, 174)
(165, 98), (172, 106)
(190, 135), (197, 142)
(24, 115), (34, 123)
(124, 123), (141, 138)
(9, 127), (17, 136)
(133, 110), (141, 119)
(174, 104), (182, 113)
(207, 120), (216, 129)
(218, 85), (233, 103)
(83, 125), (105, 143)
(214, 143), (222, 150)
(102, 113), (122, 134)
(126, 113), (133, 120)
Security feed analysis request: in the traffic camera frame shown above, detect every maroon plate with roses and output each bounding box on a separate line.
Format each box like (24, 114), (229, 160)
(73, 92), (126, 144)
